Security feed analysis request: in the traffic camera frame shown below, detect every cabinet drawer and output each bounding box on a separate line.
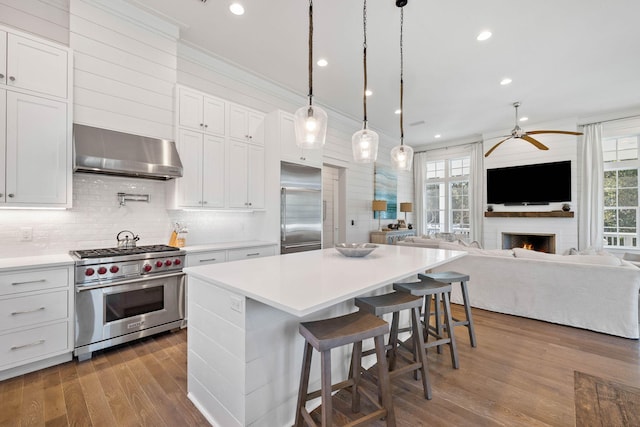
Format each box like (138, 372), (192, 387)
(0, 322), (69, 368)
(0, 290), (68, 332)
(227, 245), (276, 261)
(187, 250), (228, 267)
(0, 267), (70, 296)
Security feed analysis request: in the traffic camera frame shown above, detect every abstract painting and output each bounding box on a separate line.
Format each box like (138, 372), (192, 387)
(374, 164), (397, 219)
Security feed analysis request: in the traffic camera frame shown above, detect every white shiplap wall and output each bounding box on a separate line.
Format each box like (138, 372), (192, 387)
(0, 0), (69, 45)
(70, 0), (178, 139)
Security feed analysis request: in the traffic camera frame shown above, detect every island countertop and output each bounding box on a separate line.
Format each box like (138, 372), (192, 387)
(184, 244), (467, 317)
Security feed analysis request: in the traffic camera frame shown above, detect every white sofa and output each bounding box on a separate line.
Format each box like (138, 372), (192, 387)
(397, 238), (640, 339)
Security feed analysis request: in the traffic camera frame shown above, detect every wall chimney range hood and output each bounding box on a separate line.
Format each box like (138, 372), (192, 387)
(73, 124), (183, 180)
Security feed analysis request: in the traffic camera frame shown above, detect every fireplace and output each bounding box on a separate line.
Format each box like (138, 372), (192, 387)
(502, 232), (556, 253)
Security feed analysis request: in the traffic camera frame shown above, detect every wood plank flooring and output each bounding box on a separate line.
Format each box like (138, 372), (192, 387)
(1, 305), (639, 426)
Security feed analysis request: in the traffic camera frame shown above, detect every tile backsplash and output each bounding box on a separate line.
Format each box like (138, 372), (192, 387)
(0, 174), (272, 258)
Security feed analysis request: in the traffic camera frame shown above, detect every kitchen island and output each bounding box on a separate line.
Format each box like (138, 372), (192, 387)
(184, 244), (466, 427)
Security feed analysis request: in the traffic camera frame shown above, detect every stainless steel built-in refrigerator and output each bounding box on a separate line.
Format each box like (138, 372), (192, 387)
(280, 161), (322, 254)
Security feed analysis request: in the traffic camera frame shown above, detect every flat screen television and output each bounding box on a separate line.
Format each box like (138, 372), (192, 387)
(486, 160), (571, 205)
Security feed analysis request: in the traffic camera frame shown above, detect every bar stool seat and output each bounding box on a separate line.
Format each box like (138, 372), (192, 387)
(354, 292), (432, 400)
(393, 279), (459, 369)
(419, 271), (477, 348)
(294, 311), (396, 427)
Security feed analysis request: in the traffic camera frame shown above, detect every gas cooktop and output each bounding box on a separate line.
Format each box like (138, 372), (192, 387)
(71, 244), (182, 259)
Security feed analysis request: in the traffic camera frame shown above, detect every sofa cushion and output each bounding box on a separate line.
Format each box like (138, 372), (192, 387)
(513, 247), (623, 266)
(438, 241), (514, 257)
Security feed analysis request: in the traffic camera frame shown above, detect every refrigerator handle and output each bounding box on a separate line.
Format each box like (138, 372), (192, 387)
(281, 187), (287, 242)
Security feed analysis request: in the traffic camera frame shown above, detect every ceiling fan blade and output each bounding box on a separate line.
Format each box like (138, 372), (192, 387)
(526, 130), (584, 136)
(484, 136), (513, 157)
(522, 134), (549, 150)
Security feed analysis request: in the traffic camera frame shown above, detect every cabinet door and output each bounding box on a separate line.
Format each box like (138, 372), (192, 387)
(0, 31), (6, 85)
(228, 103), (248, 140)
(0, 89), (5, 203)
(227, 140), (249, 208)
(247, 111), (264, 145)
(247, 144), (265, 209)
(5, 92), (67, 205)
(202, 134), (225, 208)
(203, 96), (225, 136)
(178, 88), (204, 131)
(6, 33), (68, 99)
(176, 128), (204, 207)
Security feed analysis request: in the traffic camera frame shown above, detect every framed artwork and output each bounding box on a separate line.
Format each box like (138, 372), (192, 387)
(374, 165), (397, 219)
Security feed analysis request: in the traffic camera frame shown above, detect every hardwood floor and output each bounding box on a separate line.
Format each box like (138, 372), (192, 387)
(1, 305), (639, 426)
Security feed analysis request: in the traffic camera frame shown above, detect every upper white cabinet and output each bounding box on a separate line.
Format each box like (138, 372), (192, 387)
(177, 86), (225, 135)
(2, 31), (69, 99)
(0, 26), (72, 209)
(268, 110), (322, 167)
(228, 103), (264, 145)
(172, 86), (266, 211)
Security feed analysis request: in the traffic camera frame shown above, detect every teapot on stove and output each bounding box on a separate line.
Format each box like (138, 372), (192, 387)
(116, 230), (140, 249)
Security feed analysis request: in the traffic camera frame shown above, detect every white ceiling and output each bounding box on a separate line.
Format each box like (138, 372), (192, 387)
(130, 0), (640, 148)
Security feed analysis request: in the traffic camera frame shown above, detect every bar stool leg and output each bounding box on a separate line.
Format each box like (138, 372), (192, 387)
(374, 335), (396, 426)
(460, 280), (477, 347)
(434, 293), (443, 354)
(351, 341), (362, 413)
(388, 312), (400, 371)
(442, 291), (459, 369)
(410, 305), (432, 399)
(294, 342), (313, 427)
(320, 350), (332, 426)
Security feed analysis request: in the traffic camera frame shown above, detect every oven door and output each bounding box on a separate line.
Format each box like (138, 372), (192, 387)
(75, 272), (185, 348)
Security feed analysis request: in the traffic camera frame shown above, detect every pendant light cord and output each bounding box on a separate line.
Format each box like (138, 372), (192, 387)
(308, 0), (314, 105)
(362, 0), (369, 126)
(399, 6), (404, 146)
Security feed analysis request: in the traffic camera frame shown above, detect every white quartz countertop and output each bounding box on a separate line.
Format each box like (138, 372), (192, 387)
(0, 253), (74, 271)
(184, 244), (467, 317)
(183, 240), (278, 254)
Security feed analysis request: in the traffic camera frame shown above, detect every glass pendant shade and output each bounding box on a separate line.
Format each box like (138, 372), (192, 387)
(352, 126), (379, 163)
(293, 104), (328, 149)
(390, 143), (414, 171)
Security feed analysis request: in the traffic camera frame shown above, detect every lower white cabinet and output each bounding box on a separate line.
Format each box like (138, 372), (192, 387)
(0, 264), (74, 380)
(227, 245), (276, 261)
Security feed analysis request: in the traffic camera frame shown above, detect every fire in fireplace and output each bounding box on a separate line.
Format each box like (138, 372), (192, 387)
(502, 232), (556, 253)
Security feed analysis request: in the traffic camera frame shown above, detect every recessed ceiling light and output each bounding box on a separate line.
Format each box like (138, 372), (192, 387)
(365, 89), (372, 97)
(317, 58), (328, 67)
(229, 3), (244, 15)
(434, 134), (441, 138)
(519, 117), (528, 122)
(477, 30), (492, 41)
(500, 78), (512, 86)
(394, 109), (401, 115)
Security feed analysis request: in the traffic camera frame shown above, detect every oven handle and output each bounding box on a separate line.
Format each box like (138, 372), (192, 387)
(75, 272), (186, 293)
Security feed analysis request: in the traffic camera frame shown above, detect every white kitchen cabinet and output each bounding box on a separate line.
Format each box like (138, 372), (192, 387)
(269, 109), (323, 167)
(2, 31), (69, 99)
(228, 103), (264, 145)
(2, 91), (69, 206)
(0, 264), (74, 380)
(186, 250), (228, 267)
(176, 128), (225, 208)
(227, 139), (265, 209)
(0, 31), (6, 86)
(177, 86), (225, 136)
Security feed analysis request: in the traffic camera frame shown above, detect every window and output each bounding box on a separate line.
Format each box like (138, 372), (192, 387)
(423, 156), (470, 236)
(603, 134), (639, 248)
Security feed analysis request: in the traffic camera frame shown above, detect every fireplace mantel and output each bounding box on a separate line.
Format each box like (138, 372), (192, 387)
(485, 211), (574, 218)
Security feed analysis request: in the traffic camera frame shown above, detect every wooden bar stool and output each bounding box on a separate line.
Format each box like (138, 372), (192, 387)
(354, 292), (432, 400)
(393, 279), (459, 369)
(294, 311), (396, 427)
(419, 272), (477, 348)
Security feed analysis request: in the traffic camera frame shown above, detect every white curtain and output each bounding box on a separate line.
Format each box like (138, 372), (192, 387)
(578, 123), (604, 250)
(413, 152), (428, 236)
(469, 142), (484, 243)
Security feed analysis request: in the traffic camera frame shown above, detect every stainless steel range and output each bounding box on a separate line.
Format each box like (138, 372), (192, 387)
(71, 244), (186, 361)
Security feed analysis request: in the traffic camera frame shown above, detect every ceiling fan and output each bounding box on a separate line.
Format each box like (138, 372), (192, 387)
(484, 102), (583, 157)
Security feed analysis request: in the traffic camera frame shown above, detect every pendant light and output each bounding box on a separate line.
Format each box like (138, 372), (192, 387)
(352, 0), (379, 163)
(293, 0), (328, 149)
(390, 1), (414, 171)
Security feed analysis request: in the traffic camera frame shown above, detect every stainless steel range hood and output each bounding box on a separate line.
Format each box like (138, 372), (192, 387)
(73, 124), (183, 180)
